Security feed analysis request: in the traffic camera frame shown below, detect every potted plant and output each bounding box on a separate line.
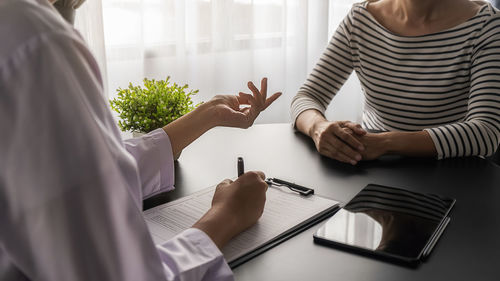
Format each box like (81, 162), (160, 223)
(110, 77), (200, 159)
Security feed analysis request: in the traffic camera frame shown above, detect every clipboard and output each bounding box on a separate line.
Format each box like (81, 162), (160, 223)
(229, 197), (338, 268)
(144, 179), (340, 268)
(313, 183), (456, 267)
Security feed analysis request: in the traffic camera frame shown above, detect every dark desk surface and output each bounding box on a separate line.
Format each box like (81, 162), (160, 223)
(144, 123), (500, 281)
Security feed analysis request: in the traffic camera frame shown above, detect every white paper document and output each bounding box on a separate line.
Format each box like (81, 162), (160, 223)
(144, 184), (339, 263)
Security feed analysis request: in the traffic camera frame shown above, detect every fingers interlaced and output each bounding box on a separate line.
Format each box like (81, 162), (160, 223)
(322, 146), (355, 165)
(326, 135), (361, 162)
(344, 121), (366, 135)
(317, 123), (364, 164)
(343, 127), (354, 134)
(335, 126), (364, 151)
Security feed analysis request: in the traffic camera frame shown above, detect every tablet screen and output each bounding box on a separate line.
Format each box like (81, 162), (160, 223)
(314, 184), (455, 262)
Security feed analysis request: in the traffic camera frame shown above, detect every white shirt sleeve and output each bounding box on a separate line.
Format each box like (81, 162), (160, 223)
(0, 2), (233, 280)
(158, 229), (233, 281)
(123, 129), (176, 200)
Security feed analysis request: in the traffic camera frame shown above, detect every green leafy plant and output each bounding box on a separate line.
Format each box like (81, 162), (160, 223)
(110, 77), (200, 133)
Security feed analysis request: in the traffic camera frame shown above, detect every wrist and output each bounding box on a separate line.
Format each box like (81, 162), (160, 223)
(374, 132), (392, 155)
(295, 110), (327, 138)
(193, 206), (239, 249)
(196, 101), (219, 130)
(162, 101), (216, 156)
(379, 131), (436, 157)
(308, 115), (327, 139)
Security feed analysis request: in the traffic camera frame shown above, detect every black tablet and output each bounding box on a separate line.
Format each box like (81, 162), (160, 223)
(313, 184), (455, 266)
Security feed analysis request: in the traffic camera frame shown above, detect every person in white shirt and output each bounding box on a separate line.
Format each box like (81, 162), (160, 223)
(0, 0), (281, 280)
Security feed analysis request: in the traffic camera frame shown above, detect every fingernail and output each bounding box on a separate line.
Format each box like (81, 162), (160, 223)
(359, 146), (364, 151)
(350, 160), (357, 165)
(356, 155), (361, 161)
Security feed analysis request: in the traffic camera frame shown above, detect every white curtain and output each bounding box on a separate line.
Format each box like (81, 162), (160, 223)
(75, 0), (362, 124)
(74, 0), (108, 91)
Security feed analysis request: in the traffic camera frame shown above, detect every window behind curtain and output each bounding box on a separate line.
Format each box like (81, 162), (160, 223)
(78, 0), (362, 125)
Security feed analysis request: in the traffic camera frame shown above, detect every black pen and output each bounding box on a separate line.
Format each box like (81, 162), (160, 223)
(267, 178), (314, 196)
(238, 157), (244, 177)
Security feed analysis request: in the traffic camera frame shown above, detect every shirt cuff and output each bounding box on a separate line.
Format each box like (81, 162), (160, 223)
(124, 128), (175, 200)
(290, 97), (327, 129)
(181, 228), (225, 258)
(424, 128), (445, 160)
(143, 128), (175, 199)
(156, 228), (233, 281)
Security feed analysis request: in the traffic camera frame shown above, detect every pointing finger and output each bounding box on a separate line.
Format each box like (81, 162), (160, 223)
(247, 81), (261, 102)
(260, 77), (268, 102)
(263, 92), (282, 110)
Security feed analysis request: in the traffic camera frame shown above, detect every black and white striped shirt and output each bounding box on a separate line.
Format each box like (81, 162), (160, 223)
(291, 2), (500, 159)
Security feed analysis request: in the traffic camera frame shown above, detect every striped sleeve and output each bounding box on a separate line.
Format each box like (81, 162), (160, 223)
(290, 12), (355, 125)
(425, 15), (500, 159)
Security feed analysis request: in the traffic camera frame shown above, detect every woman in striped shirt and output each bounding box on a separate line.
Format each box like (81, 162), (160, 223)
(292, 0), (500, 164)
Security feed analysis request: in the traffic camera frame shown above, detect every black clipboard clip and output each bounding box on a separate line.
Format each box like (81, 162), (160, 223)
(265, 178), (314, 196)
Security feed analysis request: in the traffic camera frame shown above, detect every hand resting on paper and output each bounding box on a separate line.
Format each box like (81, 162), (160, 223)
(193, 171), (268, 249)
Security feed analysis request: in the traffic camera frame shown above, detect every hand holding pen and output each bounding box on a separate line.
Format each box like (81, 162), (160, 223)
(194, 157), (267, 249)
